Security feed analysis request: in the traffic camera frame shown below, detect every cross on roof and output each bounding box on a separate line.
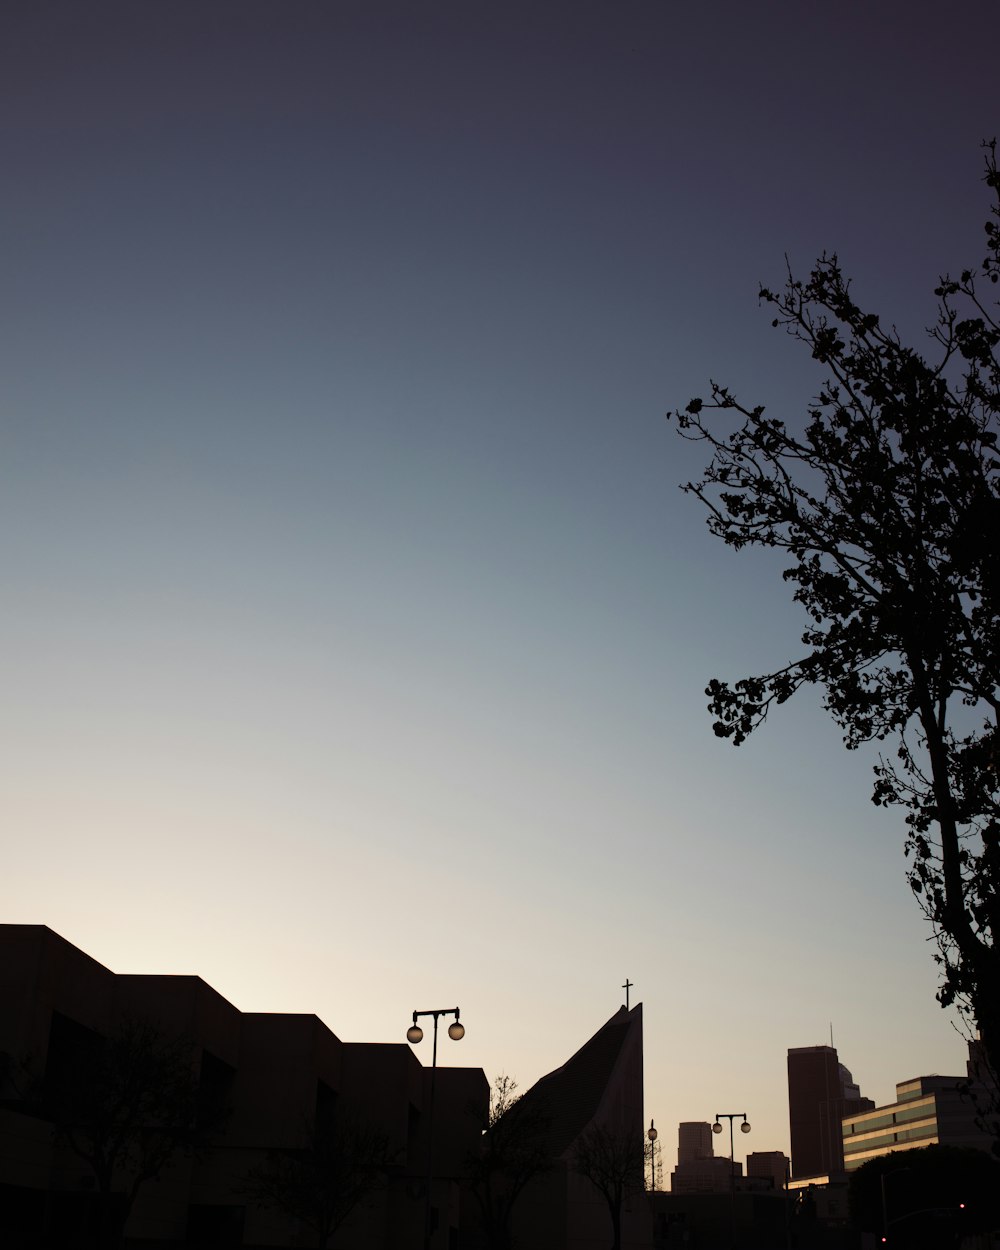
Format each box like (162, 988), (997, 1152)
(622, 978), (633, 1009)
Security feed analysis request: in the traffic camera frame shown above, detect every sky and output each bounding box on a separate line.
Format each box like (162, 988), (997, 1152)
(2, 0), (997, 1167)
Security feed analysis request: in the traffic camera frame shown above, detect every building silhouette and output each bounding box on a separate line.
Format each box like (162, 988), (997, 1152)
(677, 1121), (713, 1164)
(745, 1150), (789, 1192)
(669, 1121), (739, 1194)
(655, 1134), (788, 1247)
(0, 925), (653, 1249)
(787, 1044), (873, 1178)
(0, 924), (487, 1249)
(841, 1039), (995, 1170)
(472, 1003), (650, 1249)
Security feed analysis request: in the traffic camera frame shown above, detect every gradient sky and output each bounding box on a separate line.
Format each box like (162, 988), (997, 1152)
(3, 0), (997, 1167)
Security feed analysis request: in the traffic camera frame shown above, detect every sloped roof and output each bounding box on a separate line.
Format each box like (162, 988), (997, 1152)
(515, 1004), (641, 1159)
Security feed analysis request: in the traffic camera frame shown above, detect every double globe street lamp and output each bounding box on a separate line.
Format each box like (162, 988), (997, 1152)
(713, 1113), (751, 1250)
(406, 1007), (464, 1249)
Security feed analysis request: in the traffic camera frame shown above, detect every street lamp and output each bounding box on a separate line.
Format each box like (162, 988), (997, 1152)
(407, 1007), (464, 1249)
(713, 1113), (750, 1250)
(647, 1119), (658, 1191)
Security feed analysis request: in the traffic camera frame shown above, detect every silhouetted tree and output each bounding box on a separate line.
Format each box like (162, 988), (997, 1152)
(37, 1015), (217, 1250)
(671, 141), (1000, 1108)
(466, 1074), (552, 1250)
(572, 1122), (645, 1250)
(241, 1104), (393, 1249)
(849, 1144), (1000, 1248)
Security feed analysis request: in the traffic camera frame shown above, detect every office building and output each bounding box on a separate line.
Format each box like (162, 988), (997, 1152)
(677, 1121), (713, 1164)
(787, 1044), (874, 1178)
(670, 1156), (741, 1194)
(841, 1041), (995, 1171)
(670, 1122), (743, 1194)
(746, 1150), (789, 1191)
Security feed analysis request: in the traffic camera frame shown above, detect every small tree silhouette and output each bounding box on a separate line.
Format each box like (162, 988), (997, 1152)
(242, 1103), (393, 1249)
(36, 1015), (218, 1250)
(572, 1122), (645, 1250)
(466, 1073), (551, 1250)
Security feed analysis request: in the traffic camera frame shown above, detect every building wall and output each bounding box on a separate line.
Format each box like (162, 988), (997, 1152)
(841, 1064), (995, 1171)
(567, 1005), (648, 1250)
(651, 1190), (788, 1250)
(787, 1044), (873, 1179)
(670, 1155), (740, 1194)
(0, 924), (487, 1250)
(745, 1150), (789, 1191)
(489, 1004), (652, 1250)
(677, 1121), (713, 1164)
(3, 926), (660, 1250)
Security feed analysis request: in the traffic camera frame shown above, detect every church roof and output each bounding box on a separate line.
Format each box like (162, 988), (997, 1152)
(514, 1004), (642, 1159)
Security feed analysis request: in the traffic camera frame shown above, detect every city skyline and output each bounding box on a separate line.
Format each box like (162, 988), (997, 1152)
(2, 0), (995, 1165)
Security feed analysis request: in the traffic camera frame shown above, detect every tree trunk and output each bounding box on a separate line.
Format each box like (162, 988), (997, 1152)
(914, 673), (1000, 1103)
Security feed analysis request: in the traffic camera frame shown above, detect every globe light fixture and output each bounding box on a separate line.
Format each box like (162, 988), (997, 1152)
(448, 1020), (465, 1041)
(740, 1120), (752, 1134)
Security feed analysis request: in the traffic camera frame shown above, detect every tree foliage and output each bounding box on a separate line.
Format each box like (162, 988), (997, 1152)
(849, 1144), (1000, 1247)
(571, 1122), (645, 1250)
(671, 142), (1000, 1098)
(466, 1074), (552, 1250)
(38, 1015), (217, 1250)
(241, 1103), (393, 1249)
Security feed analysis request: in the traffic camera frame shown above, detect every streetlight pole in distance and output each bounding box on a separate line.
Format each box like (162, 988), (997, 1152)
(647, 1120), (658, 1191)
(406, 1007), (465, 1250)
(713, 1112), (751, 1250)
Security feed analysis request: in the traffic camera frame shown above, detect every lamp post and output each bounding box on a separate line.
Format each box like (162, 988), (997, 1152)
(713, 1112), (750, 1250)
(407, 1007), (464, 1250)
(647, 1119), (658, 1191)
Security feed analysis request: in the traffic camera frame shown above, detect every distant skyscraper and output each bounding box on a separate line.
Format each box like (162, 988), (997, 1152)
(787, 1045), (874, 1178)
(671, 1120), (738, 1193)
(677, 1121), (713, 1164)
(746, 1150), (790, 1191)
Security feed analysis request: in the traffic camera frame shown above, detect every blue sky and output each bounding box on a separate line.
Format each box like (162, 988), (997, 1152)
(2, 0), (996, 1163)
